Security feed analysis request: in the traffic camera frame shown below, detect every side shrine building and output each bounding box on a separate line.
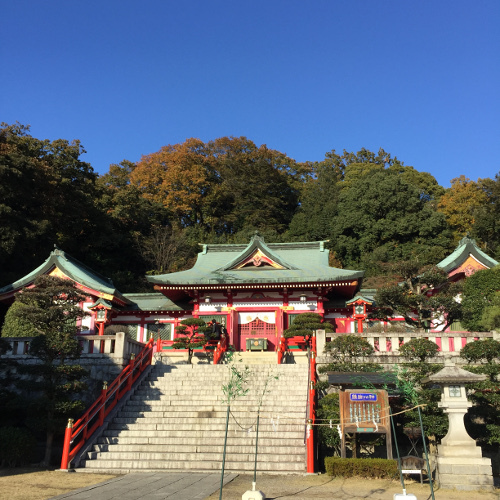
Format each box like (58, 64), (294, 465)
(0, 234), (497, 352)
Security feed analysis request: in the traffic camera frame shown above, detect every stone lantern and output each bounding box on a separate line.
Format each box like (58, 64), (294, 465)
(423, 358), (493, 491)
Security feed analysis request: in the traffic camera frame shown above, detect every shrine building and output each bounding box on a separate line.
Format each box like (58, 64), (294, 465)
(0, 234), (497, 349)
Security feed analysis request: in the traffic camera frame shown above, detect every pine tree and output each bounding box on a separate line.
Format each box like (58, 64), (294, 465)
(11, 275), (88, 465)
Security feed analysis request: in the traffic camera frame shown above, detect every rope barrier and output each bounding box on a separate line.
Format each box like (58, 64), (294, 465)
(221, 403), (428, 428)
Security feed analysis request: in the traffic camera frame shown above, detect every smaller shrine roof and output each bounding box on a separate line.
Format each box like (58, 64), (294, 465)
(121, 293), (191, 312)
(437, 236), (498, 274)
(0, 247), (129, 304)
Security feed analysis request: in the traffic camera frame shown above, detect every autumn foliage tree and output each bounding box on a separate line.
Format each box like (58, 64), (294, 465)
(438, 175), (488, 241)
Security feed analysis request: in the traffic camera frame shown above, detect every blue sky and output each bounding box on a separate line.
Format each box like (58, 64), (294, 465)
(2, 0), (499, 187)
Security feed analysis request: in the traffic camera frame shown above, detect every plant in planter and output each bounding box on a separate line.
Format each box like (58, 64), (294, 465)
(172, 318), (211, 364)
(284, 312), (333, 349)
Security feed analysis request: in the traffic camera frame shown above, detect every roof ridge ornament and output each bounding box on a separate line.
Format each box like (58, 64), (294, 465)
(251, 230), (264, 243)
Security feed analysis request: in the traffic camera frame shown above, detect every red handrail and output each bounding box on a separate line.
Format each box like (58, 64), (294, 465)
(213, 334), (228, 364)
(60, 338), (154, 470)
(277, 336), (286, 364)
(306, 332), (317, 473)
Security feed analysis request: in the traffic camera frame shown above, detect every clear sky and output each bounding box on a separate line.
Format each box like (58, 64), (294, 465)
(2, 0), (499, 187)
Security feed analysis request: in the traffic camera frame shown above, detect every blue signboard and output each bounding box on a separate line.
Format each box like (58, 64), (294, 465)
(349, 393), (377, 402)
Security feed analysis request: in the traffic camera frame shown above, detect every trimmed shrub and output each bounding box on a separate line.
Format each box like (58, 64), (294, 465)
(0, 426), (37, 467)
(325, 457), (398, 478)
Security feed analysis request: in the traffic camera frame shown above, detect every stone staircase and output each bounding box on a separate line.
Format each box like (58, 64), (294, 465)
(80, 360), (309, 474)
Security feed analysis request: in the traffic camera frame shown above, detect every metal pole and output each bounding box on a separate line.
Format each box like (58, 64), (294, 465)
(418, 405), (436, 500)
(253, 411), (260, 489)
(389, 408), (406, 495)
(219, 405), (230, 500)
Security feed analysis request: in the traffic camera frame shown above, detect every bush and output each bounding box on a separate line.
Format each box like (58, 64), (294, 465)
(0, 426), (37, 467)
(399, 338), (438, 362)
(460, 338), (500, 364)
(325, 457), (398, 478)
(1, 301), (38, 337)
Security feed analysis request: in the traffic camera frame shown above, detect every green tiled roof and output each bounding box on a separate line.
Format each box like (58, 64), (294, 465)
(0, 247), (128, 303)
(122, 293), (192, 312)
(148, 235), (364, 286)
(437, 237), (498, 273)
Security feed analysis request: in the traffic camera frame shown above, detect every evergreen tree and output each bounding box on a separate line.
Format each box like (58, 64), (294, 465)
(11, 275), (88, 465)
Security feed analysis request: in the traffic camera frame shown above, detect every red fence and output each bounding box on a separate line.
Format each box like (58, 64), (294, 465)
(155, 336), (229, 364)
(60, 338), (154, 470)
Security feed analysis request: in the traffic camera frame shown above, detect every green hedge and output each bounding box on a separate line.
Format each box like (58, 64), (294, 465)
(325, 457), (398, 478)
(0, 426), (37, 467)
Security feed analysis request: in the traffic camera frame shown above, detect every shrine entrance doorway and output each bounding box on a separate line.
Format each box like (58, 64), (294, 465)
(237, 312), (277, 351)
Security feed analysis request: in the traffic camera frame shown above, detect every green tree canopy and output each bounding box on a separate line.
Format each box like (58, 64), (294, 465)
(371, 262), (462, 332)
(331, 169), (451, 272)
(10, 275), (88, 465)
(461, 266), (500, 332)
(284, 313), (333, 340)
(399, 338), (439, 363)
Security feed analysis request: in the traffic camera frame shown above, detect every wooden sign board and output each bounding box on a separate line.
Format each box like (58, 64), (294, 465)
(339, 389), (392, 459)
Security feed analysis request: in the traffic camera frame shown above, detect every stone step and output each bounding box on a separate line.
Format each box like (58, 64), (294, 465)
(81, 459), (306, 472)
(102, 429), (304, 439)
(107, 422), (304, 432)
(97, 436), (304, 446)
(86, 450), (305, 463)
(80, 361), (308, 473)
(117, 405), (304, 420)
(92, 443), (305, 455)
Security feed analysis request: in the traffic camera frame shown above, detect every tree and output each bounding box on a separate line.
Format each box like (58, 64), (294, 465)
(172, 318), (211, 364)
(399, 338), (439, 363)
(460, 338), (500, 367)
(322, 334), (377, 372)
(460, 340), (500, 447)
(471, 173), (500, 259)
(0, 122), (104, 285)
(461, 266), (500, 332)
(129, 137), (301, 235)
(438, 175), (489, 241)
(1, 301), (38, 337)
(283, 313), (333, 347)
(371, 261), (462, 332)
(11, 275), (88, 465)
(331, 169), (452, 272)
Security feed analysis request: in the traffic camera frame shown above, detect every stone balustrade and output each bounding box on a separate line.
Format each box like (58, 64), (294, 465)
(359, 330), (498, 355)
(1, 332), (147, 383)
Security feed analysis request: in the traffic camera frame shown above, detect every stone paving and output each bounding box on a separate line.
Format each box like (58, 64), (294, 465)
(50, 472), (237, 500)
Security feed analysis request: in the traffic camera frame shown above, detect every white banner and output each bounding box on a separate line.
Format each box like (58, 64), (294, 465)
(238, 312), (276, 324)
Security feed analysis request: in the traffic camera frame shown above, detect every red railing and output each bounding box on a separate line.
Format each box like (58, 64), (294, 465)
(277, 336), (286, 364)
(306, 332), (317, 473)
(60, 338), (154, 470)
(213, 335), (229, 364)
(156, 337), (229, 364)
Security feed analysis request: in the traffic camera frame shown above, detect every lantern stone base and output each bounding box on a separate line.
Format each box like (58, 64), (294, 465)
(436, 451), (494, 491)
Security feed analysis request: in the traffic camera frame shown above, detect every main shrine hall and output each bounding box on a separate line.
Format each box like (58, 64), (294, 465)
(0, 234), (496, 350)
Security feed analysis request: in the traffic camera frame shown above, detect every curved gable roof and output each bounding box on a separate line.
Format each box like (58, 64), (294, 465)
(0, 247), (129, 304)
(147, 235), (364, 286)
(437, 237), (498, 274)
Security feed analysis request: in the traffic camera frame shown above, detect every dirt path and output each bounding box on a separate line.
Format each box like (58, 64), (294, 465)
(206, 474), (500, 500)
(0, 468), (118, 500)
